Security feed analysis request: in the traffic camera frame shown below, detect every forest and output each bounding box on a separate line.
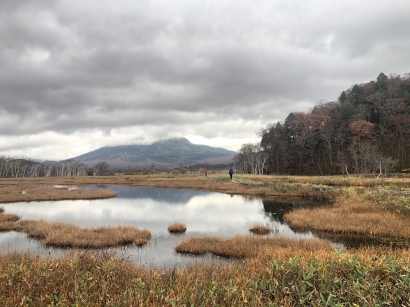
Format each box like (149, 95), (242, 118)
(235, 73), (410, 176)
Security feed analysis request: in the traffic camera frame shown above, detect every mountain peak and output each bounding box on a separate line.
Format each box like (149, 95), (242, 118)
(69, 137), (236, 170)
(157, 137), (191, 144)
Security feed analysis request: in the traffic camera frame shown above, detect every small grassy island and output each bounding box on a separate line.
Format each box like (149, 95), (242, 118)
(167, 222), (187, 233)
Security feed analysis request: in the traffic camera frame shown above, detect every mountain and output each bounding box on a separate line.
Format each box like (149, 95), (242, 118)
(69, 137), (236, 170)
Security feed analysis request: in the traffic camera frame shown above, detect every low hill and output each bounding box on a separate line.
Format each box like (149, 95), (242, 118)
(69, 137), (236, 170)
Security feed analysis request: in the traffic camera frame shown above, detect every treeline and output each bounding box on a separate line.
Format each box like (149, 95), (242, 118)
(0, 157), (110, 178)
(236, 73), (410, 175)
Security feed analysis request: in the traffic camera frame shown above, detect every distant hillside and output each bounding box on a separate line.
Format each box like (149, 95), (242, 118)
(254, 72), (410, 175)
(69, 137), (236, 170)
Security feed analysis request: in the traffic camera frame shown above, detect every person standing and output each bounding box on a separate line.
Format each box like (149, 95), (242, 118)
(229, 168), (233, 180)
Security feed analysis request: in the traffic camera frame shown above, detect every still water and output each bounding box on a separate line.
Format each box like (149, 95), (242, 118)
(0, 185), (323, 268)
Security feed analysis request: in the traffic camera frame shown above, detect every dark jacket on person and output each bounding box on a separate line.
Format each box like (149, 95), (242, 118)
(229, 169), (233, 175)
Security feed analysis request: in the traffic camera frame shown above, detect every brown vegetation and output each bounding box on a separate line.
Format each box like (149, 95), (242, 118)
(0, 212), (20, 223)
(167, 222), (187, 233)
(0, 211), (151, 248)
(3, 175), (410, 304)
(0, 180), (116, 204)
(284, 184), (410, 241)
(2, 174), (410, 245)
(175, 235), (333, 258)
(249, 224), (272, 235)
(2, 246), (410, 306)
(285, 200), (410, 240)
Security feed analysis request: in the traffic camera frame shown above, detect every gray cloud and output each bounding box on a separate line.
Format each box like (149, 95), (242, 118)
(1, 0), (410, 158)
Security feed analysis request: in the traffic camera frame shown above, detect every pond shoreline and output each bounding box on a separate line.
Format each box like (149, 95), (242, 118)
(2, 175), (410, 305)
(2, 174), (410, 245)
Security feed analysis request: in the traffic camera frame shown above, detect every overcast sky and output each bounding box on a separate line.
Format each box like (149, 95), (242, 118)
(1, 0), (409, 160)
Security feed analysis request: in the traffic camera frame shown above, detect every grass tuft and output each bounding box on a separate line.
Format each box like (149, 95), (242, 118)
(249, 224), (272, 235)
(167, 222), (187, 233)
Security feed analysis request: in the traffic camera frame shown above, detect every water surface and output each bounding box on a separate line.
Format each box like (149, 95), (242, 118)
(0, 185), (323, 268)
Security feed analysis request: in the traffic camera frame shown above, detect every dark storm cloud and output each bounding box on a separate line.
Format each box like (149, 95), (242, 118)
(1, 0), (410, 158)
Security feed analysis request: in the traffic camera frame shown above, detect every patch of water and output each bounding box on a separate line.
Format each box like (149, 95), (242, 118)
(0, 185), (322, 268)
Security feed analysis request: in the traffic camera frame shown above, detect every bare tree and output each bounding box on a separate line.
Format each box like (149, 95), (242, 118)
(93, 162), (109, 176)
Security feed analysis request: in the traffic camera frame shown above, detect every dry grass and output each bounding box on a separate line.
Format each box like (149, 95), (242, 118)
(3, 175), (410, 304)
(0, 174), (339, 204)
(0, 217), (151, 248)
(249, 224), (272, 235)
(167, 222), (187, 233)
(285, 199), (410, 240)
(0, 212), (20, 223)
(175, 235), (333, 258)
(0, 181), (116, 204)
(0, 207), (151, 248)
(2, 239), (410, 305)
(0, 208), (21, 230)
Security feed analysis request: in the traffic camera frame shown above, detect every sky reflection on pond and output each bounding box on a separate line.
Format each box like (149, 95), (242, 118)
(0, 185), (321, 268)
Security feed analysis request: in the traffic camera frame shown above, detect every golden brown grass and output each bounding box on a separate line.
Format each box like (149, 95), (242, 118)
(2, 241), (410, 305)
(0, 174), (339, 203)
(285, 199), (410, 240)
(0, 207), (21, 230)
(175, 235), (333, 258)
(0, 212), (20, 223)
(3, 173), (410, 206)
(249, 223), (272, 235)
(0, 181), (116, 204)
(0, 217), (151, 248)
(167, 222), (187, 233)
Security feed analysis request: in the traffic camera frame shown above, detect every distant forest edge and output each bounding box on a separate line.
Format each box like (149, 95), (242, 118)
(0, 138), (236, 177)
(235, 72), (410, 176)
(0, 156), (233, 178)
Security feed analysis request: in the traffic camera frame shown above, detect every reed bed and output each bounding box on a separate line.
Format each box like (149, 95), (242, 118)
(285, 199), (410, 240)
(0, 208), (21, 230)
(285, 185), (410, 240)
(2, 245), (410, 306)
(0, 218), (151, 248)
(0, 212), (20, 223)
(175, 235), (333, 258)
(0, 183), (117, 204)
(167, 222), (187, 233)
(249, 224), (272, 235)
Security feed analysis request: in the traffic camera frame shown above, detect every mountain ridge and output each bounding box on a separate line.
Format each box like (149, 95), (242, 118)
(69, 137), (236, 170)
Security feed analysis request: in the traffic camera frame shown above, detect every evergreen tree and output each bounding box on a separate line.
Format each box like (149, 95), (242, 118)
(339, 91), (347, 102)
(375, 72), (388, 92)
(349, 84), (364, 105)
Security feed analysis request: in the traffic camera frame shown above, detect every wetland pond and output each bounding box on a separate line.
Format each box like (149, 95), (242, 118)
(0, 185), (337, 268)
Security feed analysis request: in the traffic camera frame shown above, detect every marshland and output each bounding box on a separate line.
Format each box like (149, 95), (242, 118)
(1, 173), (410, 305)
